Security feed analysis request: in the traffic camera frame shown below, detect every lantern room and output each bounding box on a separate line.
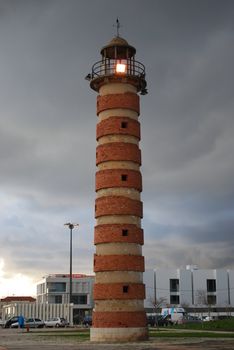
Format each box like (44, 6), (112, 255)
(87, 36), (148, 95)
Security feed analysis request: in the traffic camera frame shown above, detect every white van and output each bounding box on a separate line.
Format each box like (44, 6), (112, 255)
(161, 307), (185, 324)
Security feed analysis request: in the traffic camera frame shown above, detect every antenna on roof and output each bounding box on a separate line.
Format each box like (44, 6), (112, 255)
(113, 17), (122, 37)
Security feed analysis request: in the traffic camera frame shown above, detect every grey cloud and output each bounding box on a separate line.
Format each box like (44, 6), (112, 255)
(0, 0), (234, 288)
(145, 237), (234, 270)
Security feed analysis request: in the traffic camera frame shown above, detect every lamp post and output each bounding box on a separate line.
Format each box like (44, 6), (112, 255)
(64, 223), (79, 304)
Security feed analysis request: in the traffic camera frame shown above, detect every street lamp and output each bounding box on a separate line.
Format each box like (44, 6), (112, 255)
(64, 223), (79, 304)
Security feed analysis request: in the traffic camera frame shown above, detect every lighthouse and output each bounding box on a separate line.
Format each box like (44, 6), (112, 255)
(87, 27), (148, 342)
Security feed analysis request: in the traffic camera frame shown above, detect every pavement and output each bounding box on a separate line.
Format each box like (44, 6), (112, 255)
(0, 328), (234, 350)
(1, 341), (234, 350)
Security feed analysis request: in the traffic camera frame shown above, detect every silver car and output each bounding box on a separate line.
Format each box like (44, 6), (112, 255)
(11, 318), (45, 328)
(44, 317), (67, 328)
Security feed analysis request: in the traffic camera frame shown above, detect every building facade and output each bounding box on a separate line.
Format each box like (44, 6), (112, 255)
(0, 296), (36, 319)
(2, 267), (234, 322)
(2, 302), (73, 325)
(144, 266), (234, 314)
(36, 274), (94, 322)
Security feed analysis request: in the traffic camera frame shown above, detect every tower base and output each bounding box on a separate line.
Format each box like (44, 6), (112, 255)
(90, 327), (148, 342)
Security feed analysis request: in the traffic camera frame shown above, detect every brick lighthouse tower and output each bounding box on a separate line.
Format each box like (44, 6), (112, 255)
(87, 25), (148, 342)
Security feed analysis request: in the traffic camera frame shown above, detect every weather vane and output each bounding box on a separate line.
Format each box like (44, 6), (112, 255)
(113, 18), (122, 37)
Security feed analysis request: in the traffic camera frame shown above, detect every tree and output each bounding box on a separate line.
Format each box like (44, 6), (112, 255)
(180, 302), (189, 314)
(148, 296), (167, 327)
(196, 289), (207, 306)
(196, 289), (215, 318)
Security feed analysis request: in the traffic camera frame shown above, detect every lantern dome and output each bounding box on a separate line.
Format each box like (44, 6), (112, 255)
(101, 36), (136, 59)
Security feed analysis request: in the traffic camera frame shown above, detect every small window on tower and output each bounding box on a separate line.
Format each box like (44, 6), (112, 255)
(121, 121), (128, 128)
(121, 174), (128, 181)
(123, 285), (129, 293)
(122, 229), (128, 236)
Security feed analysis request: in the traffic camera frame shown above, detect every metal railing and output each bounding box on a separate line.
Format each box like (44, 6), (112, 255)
(91, 59), (146, 79)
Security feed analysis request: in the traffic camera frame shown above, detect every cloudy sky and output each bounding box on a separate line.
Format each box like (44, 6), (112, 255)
(0, 0), (234, 297)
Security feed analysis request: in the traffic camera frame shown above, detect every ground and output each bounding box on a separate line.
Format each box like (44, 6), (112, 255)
(0, 328), (234, 350)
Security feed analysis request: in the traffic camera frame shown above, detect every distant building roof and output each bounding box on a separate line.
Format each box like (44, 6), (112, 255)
(0, 296), (36, 302)
(43, 274), (94, 279)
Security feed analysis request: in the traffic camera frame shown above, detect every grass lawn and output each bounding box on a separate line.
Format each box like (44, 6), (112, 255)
(29, 319), (234, 342)
(149, 330), (234, 338)
(31, 322), (234, 342)
(172, 318), (234, 332)
(31, 329), (90, 340)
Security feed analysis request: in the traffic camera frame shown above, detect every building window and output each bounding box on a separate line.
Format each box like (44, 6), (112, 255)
(54, 295), (62, 304)
(207, 295), (216, 305)
(170, 279), (179, 292)
(72, 295), (87, 305)
(121, 121), (128, 128)
(170, 295), (180, 304)
(37, 283), (45, 295)
(47, 282), (66, 293)
(82, 282), (88, 292)
(207, 279), (216, 292)
(121, 174), (128, 181)
(123, 285), (129, 293)
(122, 229), (128, 236)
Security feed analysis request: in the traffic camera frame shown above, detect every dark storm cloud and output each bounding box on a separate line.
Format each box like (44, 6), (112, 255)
(0, 0), (234, 292)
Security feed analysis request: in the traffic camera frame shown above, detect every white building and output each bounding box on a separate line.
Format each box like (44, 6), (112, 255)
(34, 268), (234, 321)
(36, 274), (94, 323)
(144, 266), (234, 315)
(2, 302), (73, 325)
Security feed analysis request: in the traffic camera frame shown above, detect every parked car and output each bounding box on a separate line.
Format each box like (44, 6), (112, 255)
(82, 315), (92, 326)
(203, 316), (216, 322)
(181, 315), (202, 324)
(61, 317), (69, 327)
(147, 314), (173, 327)
(4, 316), (20, 328)
(10, 318), (45, 329)
(45, 317), (67, 328)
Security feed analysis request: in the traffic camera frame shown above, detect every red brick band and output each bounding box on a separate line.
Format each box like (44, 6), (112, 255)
(94, 224), (144, 245)
(96, 169), (142, 192)
(93, 283), (145, 300)
(96, 142), (141, 165)
(93, 311), (147, 328)
(94, 254), (145, 272)
(96, 117), (140, 140)
(97, 93), (140, 115)
(95, 196), (143, 218)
